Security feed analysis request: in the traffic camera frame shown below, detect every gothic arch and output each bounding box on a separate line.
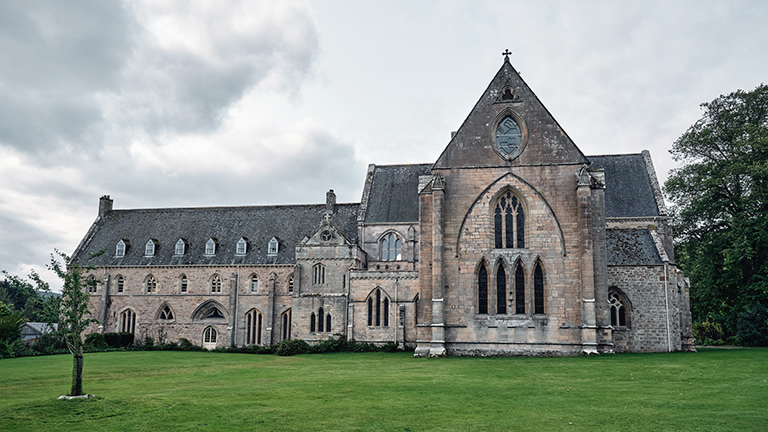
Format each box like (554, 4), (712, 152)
(493, 258), (508, 315)
(455, 172), (566, 260)
(532, 257), (547, 315)
(476, 258), (490, 315)
(608, 287), (632, 328)
(191, 299), (228, 321)
(155, 302), (176, 321)
(366, 287), (391, 327)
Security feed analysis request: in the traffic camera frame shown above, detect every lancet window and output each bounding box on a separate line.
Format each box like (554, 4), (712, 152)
(494, 192), (525, 249)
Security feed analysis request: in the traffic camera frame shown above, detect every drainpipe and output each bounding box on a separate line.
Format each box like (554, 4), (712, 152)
(664, 262), (671, 352)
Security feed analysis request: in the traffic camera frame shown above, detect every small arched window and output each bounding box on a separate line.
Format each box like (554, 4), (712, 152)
(381, 233), (402, 261)
(281, 309), (292, 341)
(116, 275), (125, 293)
(250, 275), (258, 293)
(310, 312), (317, 332)
(478, 263), (488, 315)
(179, 274), (188, 293)
(85, 275), (97, 293)
(534, 262), (545, 314)
(494, 192), (525, 249)
(146, 275), (157, 293)
(318, 307), (325, 332)
(210, 274), (222, 293)
(288, 275), (294, 293)
(313, 264), (325, 285)
(326, 314), (331, 332)
(515, 262), (525, 314)
(496, 264), (507, 314)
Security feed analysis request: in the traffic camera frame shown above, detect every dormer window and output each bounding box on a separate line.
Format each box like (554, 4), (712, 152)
(236, 237), (248, 255)
(205, 238), (217, 256)
(175, 238), (186, 255)
(144, 239), (157, 257)
(268, 237), (279, 255)
(116, 239), (128, 257)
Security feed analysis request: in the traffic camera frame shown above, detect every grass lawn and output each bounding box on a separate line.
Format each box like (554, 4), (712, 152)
(0, 348), (766, 431)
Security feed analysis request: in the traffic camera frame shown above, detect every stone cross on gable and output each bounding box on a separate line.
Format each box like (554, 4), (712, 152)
(502, 49), (512, 60)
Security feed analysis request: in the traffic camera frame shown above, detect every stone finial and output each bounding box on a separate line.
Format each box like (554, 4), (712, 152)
(98, 195), (113, 217)
(326, 189), (336, 214)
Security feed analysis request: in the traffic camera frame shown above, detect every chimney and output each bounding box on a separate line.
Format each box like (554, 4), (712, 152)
(326, 189), (336, 214)
(99, 195), (113, 217)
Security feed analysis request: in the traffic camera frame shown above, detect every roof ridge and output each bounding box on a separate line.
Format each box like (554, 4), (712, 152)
(108, 202), (361, 213)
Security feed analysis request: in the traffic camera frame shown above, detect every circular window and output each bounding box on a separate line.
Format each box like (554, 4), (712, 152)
(321, 230), (332, 242)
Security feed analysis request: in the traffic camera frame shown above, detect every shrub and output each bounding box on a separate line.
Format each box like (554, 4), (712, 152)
(177, 338), (202, 351)
(143, 335), (155, 349)
(737, 303), (768, 347)
(104, 332), (121, 348)
(119, 332), (135, 347)
(85, 332), (108, 349)
(275, 338), (310, 356)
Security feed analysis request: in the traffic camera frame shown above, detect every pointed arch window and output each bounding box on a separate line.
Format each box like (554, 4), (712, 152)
(288, 275), (294, 293)
(246, 309), (263, 345)
(281, 309), (292, 341)
(175, 238), (186, 255)
(236, 237), (248, 255)
(534, 262), (545, 314)
(146, 275), (157, 293)
(515, 262), (525, 314)
(494, 192), (525, 249)
(179, 274), (188, 293)
(159, 304), (174, 320)
(210, 274), (222, 293)
(120, 309), (136, 333)
(326, 314), (331, 332)
(116, 275), (125, 293)
(250, 275), (258, 293)
(206, 307), (224, 319)
(318, 307), (325, 332)
(381, 233), (402, 261)
(367, 288), (389, 327)
(205, 238), (217, 256)
(478, 263), (488, 314)
(313, 264), (325, 285)
(310, 312), (317, 332)
(496, 264), (507, 314)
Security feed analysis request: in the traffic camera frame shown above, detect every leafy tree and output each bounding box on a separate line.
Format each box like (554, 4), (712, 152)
(0, 301), (25, 357)
(665, 83), (768, 345)
(0, 270), (54, 322)
(49, 251), (99, 396)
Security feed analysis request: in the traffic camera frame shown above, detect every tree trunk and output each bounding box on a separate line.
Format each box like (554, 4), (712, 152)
(71, 346), (83, 396)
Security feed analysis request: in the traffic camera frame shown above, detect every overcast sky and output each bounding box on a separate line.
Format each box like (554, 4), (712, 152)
(2, 0), (766, 289)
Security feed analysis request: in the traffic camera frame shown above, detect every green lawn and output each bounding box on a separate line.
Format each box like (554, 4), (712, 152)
(0, 349), (766, 431)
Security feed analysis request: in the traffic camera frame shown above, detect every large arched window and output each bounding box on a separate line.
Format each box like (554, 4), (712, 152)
(496, 263), (507, 314)
(120, 309), (136, 333)
(478, 263), (488, 315)
(515, 262), (525, 314)
(494, 191), (525, 249)
(367, 288), (389, 327)
(534, 261), (545, 315)
(381, 233), (402, 261)
(246, 309), (263, 345)
(608, 289), (631, 328)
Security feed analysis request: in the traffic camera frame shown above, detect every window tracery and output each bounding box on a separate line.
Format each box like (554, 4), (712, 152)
(381, 233), (402, 261)
(494, 192), (525, 249)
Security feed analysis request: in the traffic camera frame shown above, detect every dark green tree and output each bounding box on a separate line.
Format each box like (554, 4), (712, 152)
(665, 83), (768, 346)
(49, 251), (99, 396)
(0, 270), (53, 322)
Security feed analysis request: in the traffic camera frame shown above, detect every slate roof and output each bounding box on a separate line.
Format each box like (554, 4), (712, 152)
(73, 203), (359, 267)
(588, 154), (660, 218)
(364, 164), (433, 223)
(606, 229), (663, 266)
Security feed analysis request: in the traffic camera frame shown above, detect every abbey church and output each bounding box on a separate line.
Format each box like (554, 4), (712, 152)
(73, 55), (695, 355)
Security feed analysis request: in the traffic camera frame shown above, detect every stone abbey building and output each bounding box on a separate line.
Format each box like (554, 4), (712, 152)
(74, 56), (695, 355)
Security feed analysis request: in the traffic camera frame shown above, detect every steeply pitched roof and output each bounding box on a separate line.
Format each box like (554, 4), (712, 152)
(73, 203), (359, 267)
(588, 153), (660, 218)
(363, 164), (432, 223)
(606, 229), (663, 266)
